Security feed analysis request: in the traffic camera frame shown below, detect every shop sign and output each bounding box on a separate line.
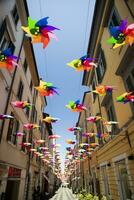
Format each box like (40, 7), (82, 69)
(8, 167), (21, 178)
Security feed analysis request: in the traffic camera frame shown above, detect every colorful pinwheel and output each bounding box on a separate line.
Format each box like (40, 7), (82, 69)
(22, 17), (60, 48)
(24, 123), (39, 130)
(67, 127), (82, 132)
(0, 48), (19, 71)
(66, 100), (87, 112)
(87, 116), (102, 123)
(66, 140), (75, 145)
(35, 80), (58, 96)
(103, 121), (118, 125)
(42, 116), (60, 123)
(92, 85), (115, 96)
(67, 55), (97, 71)
(48, 135), (61, 139)
(107, 18), (134, 48)
(0, 114), (14, 120)
(116, 92), (134, 103)
(11, 101), (32, 109)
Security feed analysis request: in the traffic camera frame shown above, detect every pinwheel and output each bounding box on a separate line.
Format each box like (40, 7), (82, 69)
(107, 18), (134, 49)
(96, 133), (109, 139)
(0, 48), (19, 71)
(80, 143), (89, 147)
(103, 121), (118, 125)
(67, 127), (82, 132)
(90, 143), (99, 148)
(35, 80), (58, 96)
(92, 85), (115, 96)
(82, 132), (96, 137)
(11, 101), (32, 109)
(20, 142), (32, 147)
(29, 148), (37, 152)
(39, 147), (48, 151)
(48, 135), (60, 139)
(16, 132), (25, 137)
(116, 92), (134, 103)
(50, 144), (61, 148)
(0, 114), (14, 120)
(35, 139), (45, 144)
(66, 140), (75, 145)
(22, 17), (60, 48)
(87, 116), (102, 123)
(66, 100), (87, 112)
(42, 116), (60, 123)
(24, 123), (40, 130)
(67, 55), (97, 72)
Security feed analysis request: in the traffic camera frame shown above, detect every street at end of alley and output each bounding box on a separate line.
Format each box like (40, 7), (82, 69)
(49, 187), (77, 200)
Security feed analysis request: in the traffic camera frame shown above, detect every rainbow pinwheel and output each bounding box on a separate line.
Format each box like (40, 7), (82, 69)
(35, 80), (58, 96)
(48, 135), (60, 139)
(0, 48), (19, 71)
(35, 139), (45, 144)
(87, 116), (102, 123)
(42, 116), (60, 123)
(116, 92), (134, 103)
(0, 114), (14, 120)
(66, 100), (87, 112)
(107, 18), (134, 49)
(24, 123), (40, 130)
(11, 101), (32, 109)
(67, 127), (82, 132)
(22, 17), (60, 48)
(92, 85), (115, 96)
(67, 55), (97, 71)
(66, 140), (75, 145)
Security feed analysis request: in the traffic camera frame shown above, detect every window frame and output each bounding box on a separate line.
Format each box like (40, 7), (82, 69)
(108, 7), (121, 33)
(11, 5), (19, 27)
(7, 113), (19, 145)
(17, 80), (24, 101)
(0, 19), (15, 53)
(96, 48), (106, 84)
(23, 59), (28, 73)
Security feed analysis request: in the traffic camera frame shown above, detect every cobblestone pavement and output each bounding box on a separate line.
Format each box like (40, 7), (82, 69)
(50, 187), (77, 200)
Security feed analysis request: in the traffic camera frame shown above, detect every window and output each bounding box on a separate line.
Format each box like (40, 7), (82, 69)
(96, 120), (103, 144)
(24, 99), (30, 118)
(23, 59), (28, 73)
(123, 65), (134, 111)
(17, 80), (24, 100)
(115, 160), (132, 200)
(101, 166), (110, 198)
(102, 94), (118, 135)
(0, 20), (15, 53)
(91, 76), (97, 102)
(96, 48), (106, 83)
(12, 5), (19, 26)
(108, 8), (120, 31)
(31, 105), (37, 123)
(7, 113), (19, 145)
(21, 131), (27, 152)
(30, 80), (33, 92)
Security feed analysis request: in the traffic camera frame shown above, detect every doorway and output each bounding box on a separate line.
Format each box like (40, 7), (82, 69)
(5, 180), (20, 200)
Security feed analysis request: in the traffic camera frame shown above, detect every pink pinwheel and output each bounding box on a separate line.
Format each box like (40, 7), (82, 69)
(11, 101), (32, 109)
(48, 135), (60, 140)
(0, 114), (14, 120)
(24, 123), (39, 130)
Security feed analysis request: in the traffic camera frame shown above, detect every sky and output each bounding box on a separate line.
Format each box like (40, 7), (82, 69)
(27, 0), (96, 171)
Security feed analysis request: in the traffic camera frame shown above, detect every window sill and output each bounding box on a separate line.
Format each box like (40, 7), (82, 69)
(7, 141), (17, 148)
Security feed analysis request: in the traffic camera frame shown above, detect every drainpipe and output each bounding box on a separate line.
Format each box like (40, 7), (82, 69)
(0, 33), (25, 142)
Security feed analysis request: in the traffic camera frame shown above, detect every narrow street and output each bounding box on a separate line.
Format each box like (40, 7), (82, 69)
(50, 187), (77, 200)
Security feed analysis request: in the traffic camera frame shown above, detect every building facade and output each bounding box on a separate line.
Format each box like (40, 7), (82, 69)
(78, 0), (134, 200)
(0, 0), (52, 200)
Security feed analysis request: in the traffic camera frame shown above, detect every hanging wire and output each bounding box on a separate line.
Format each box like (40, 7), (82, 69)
(39, 0), (53, 113)
(76, 0), (92, 98)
